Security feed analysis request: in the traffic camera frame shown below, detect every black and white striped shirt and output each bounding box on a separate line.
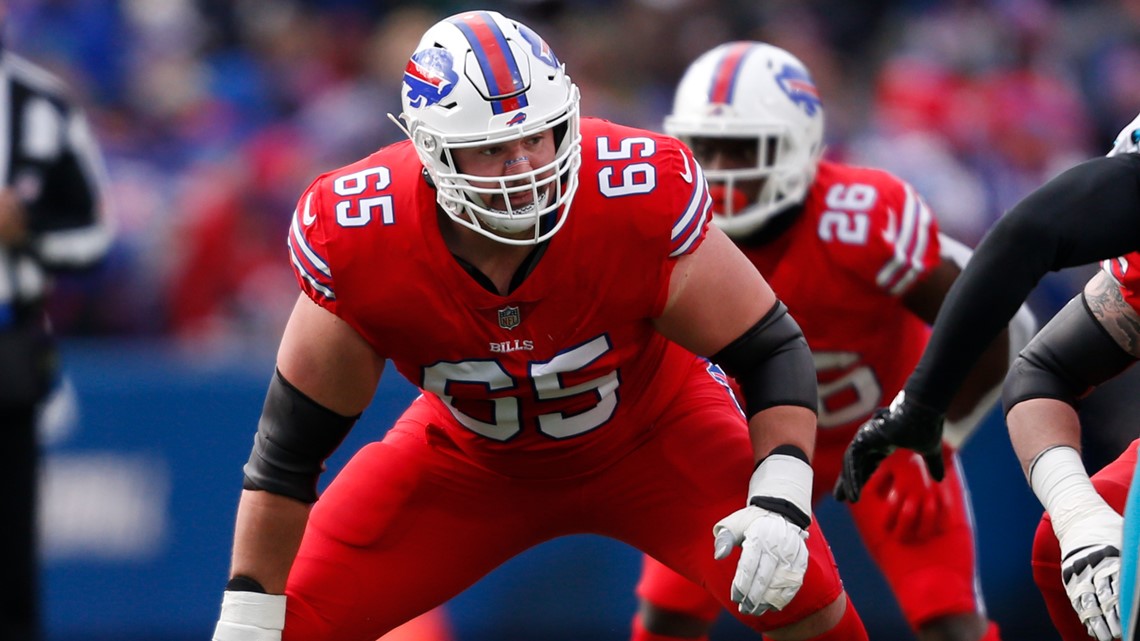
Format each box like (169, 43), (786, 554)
(0, 50), (111, 327)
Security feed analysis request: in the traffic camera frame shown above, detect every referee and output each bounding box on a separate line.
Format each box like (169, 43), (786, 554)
(0, 38), (113, 641)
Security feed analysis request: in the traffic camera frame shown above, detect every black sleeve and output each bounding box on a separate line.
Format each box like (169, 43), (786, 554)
(29, 147), (99, 234)
(906, 153), (1140, 412)
(23, 105), (111, 272)
(1001, 294), (1138, 413)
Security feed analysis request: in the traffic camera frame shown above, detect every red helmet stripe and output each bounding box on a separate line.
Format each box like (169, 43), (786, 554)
(708, 42), (754, 105)
(451, 12), (525, 100)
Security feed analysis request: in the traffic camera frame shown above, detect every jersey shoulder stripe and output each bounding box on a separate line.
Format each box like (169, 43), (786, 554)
(577, 118), (711, 260)
(670, 154), (711, 257)
(875, 182), (933, 295)
(288, 191), (336, 302)
(806, 161), (939, 296)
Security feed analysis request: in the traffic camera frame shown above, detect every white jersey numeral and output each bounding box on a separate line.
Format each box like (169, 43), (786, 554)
(818, 183), (876, 245)
(813, 350), (883, 429)
(332, 166), (395, 226)
(422, 336), (619, 441)
(597, 136), (657, 197)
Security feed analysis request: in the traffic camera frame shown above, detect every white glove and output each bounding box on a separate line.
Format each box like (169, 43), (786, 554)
(213, 590), (287, 641)
(713, 451), (813, 615)
(1030, 446), (1123, 641)
(1061, 541), (1122, 641)
(714, 505), (808, 614)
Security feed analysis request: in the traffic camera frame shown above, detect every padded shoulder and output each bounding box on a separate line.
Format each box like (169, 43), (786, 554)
(808, 161), (942, 296)
(579, 118), (713, 259)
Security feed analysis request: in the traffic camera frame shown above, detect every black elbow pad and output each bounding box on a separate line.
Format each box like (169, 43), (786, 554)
(712, 301), (818, 418)
(1001, 294), (1137, 414)
(242, 369), (360, 504)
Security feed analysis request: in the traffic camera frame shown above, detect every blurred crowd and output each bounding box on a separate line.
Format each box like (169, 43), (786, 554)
(14, 0), (1140, 357)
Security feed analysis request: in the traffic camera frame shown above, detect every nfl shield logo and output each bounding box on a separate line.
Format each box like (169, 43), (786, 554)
(498, 306), (521, 330)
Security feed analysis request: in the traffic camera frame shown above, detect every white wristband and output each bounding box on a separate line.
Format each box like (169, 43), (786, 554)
(213, 591), (286, 641)
(1029, 446), (1119, 553)
(747, 453), (813, 521)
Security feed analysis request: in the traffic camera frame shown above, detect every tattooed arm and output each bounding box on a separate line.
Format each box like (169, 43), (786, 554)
(1084, 270), (1140, 358)
(1004, 270), (1140, 473)
(1001, 270), (1140, 641)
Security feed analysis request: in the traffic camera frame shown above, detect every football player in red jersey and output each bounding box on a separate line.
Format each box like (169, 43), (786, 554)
(628, 42), (1037, 641)
(834, 112), (1140, 641)
(1015, 253), (1140, 641)
(210, 12), (870, 641)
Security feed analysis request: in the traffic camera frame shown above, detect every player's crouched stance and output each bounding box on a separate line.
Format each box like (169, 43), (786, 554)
(212, 10), (867, 641)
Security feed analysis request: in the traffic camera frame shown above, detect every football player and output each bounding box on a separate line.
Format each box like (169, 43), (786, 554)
(630, 42), (1037, 641)
(210, 12), (869, 641)
(836, 113), (1140, 641)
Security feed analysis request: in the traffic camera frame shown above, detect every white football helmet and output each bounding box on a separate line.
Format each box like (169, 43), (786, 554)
(665, 42), (824, 238)
(394, 10), (582, 245)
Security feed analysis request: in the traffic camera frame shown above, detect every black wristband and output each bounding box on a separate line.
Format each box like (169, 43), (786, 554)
(225, 575), (267, 593)
(749, 445), (813, 529)
(749, 495), (811, 529)
(766, 444), (809, 465)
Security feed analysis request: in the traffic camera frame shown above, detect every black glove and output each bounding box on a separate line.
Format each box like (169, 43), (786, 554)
(833, 392), (945, 503)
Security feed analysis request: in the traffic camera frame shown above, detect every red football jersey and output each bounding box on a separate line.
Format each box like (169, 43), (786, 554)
(740, 160), (942, 486)
(1103, 251), (1140, 314)
(634, 160), (989, 633)
(287, 117), (712, 477)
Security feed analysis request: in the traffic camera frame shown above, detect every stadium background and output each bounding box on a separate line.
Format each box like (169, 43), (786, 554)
(18, 0), (1140, 639)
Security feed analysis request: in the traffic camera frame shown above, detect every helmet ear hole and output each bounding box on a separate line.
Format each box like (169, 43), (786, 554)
(552, 121), (568, 149)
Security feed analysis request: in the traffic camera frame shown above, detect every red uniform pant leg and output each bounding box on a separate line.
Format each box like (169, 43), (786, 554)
(594, 364), (849, 635)
(283, 400), (559, 641)
(1032, 439), (1139, 641)
(634, 554), (723, 622)
(803, 594), (867, 641)
(849, 448), (987, 629)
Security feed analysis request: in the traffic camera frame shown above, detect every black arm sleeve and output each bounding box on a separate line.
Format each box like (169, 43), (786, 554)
(242, 369), (360, 504)
(711, 301), (817, 418)
(1001, 294), (1138, 413)
(906, 154), (1140, 412)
